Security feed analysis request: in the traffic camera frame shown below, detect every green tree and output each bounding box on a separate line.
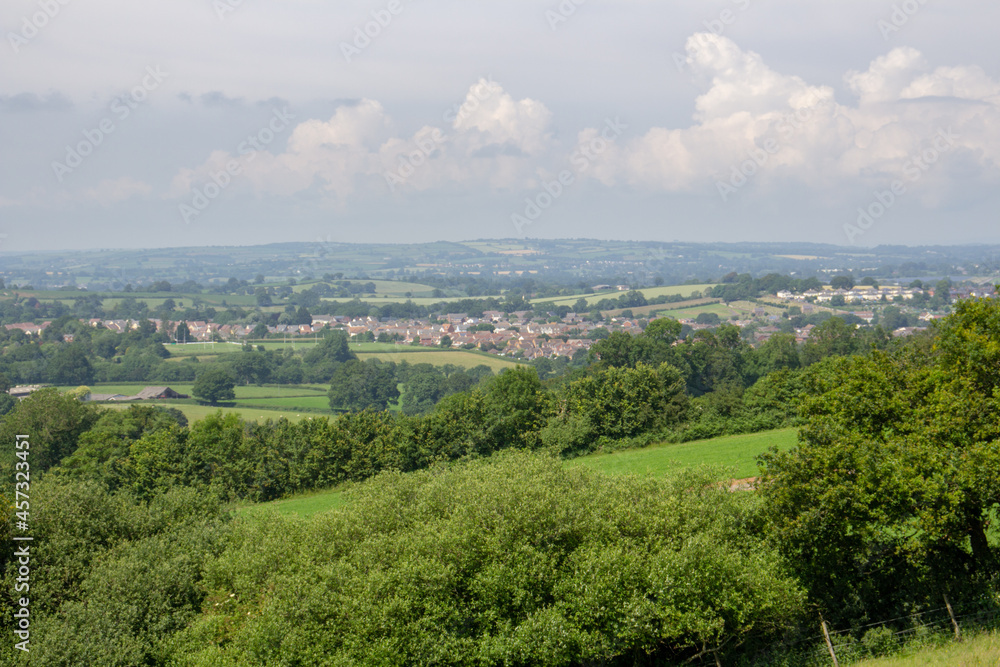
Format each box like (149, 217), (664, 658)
(192, 367), (236, 405)
(830, 275), (855, 290)
(0, 388), (100, 475)
(327, 359), (400, 412)
(760, 312), (1000, 621)
(46, 344), (94, 385)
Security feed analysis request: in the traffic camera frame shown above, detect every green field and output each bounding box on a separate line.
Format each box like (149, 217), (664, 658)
(292, 279), (438, 297)
(103, 403), (319, 423)
(234, 396), (332, 410)
(167, 342), (243, 356)
(255, 428), (800, 518)
(239, 487), (349, 519)
(355, 350), (522, 371)
(654, 302), (736, 319)
(534, 284), (717, 308)
(566, 428), (799, 480)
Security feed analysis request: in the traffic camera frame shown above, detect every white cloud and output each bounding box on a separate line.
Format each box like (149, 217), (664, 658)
(166, 36), (1000, 210)
(170, 80), (555, 199)
(582, 35), (1000, 197)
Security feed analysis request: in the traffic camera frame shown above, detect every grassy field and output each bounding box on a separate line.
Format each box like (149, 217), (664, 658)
(534, 284), (717, 308)
(355, 350), (522, 371)
(255, 427), (800, 519)
(167, 342), (243, 356)
(102, 403), (320, 423)
(566, 428), (799, 480)
(855, 629), (1000, 666)
(239, 487), (349, 519)
(653, 302), (736, 320)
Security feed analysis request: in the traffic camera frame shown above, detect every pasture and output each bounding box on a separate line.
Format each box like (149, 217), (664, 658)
(257, 427), (800, 518)
(567, 428), (799, 480)
(534, 284), (717, 308)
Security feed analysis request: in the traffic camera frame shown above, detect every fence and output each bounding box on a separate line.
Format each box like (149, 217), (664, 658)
(693, 591), (1000, 666)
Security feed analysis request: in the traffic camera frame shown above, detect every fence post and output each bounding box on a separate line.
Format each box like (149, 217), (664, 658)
(943, 593), (961, 641)
(820, 617), (839, 667)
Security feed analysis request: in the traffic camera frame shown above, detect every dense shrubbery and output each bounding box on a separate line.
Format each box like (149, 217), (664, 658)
(169, 453), (805, 666)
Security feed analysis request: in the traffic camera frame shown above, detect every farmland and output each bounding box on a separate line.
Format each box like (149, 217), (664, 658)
(532, 284), (717, 307)
(257, 427), (799, 518)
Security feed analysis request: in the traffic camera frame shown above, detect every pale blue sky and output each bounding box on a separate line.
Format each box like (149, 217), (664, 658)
(1, 0), (998, 251)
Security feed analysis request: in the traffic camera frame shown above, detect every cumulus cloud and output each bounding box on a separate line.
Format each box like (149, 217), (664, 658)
(169, 38), (1000, 206)
(169, 80), (554, 200)
(581, 34), (1000, 199)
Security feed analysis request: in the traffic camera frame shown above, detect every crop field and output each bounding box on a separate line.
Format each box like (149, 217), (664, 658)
(292, 279), (439, 296)
(534, 284), (717, 308)
(602, 298), (720, 318)
(354, 350), (523, 371)
(259, 427), (800, 518)
(653, 302), (736, 319)
(567, 428), (800, 480)
(167, 342), (243, 356)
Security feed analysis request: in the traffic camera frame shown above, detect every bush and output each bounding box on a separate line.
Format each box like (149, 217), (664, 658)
(862, 626), (898, 657)
(170, 452), (805, 666)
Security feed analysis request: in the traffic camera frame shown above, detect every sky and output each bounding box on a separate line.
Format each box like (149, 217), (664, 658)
(1, 0), (998, 252)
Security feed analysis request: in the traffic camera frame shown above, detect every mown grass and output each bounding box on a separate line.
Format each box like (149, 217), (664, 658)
(102, 403), (318, 423)
(355, 350), (522, 371)
(256, 427), (800, 518)
(532, 284), (717, 308)
(238, 487), (349, 519)
(567, 428), (799, 480)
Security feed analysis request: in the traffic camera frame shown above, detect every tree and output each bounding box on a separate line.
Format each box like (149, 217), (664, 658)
(46, 344), (94, 385)
(760, 301), (1000, 621)
(0, 388), (100, 474)
(192, 367), (236, 405)
(830, 275), (855, 290)
(327, 359), (399, 412)
(174, 321), (191, 343)
(439, 335), (452, 348)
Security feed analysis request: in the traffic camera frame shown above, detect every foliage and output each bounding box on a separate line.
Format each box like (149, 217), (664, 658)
(327, 359), (400, 412)
(193, 367), (237, 405)
(760, 327), (1000, 623)
(0, 388), (99, 476)
(170, 452), (805, 666)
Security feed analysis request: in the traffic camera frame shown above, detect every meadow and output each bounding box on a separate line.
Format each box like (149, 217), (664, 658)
(533, 284), (717, 308)
(253, 427), (800, 518)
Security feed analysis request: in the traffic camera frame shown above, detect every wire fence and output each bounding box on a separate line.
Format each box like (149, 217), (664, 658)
(691, 591), (1000, 667)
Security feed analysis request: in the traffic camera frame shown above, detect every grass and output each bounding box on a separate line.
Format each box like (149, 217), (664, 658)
(854, 629), (1000, 666)
(566, 428), (799, 480)
(233, 396), (332, 410)
(256, 427), (801, 519)
(238, 487), (349, 519)
(101, 403), (319, 423)
(167, 342), (243, 356)
(355, 350), (523, 371)
(534, 284), (717, 308)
